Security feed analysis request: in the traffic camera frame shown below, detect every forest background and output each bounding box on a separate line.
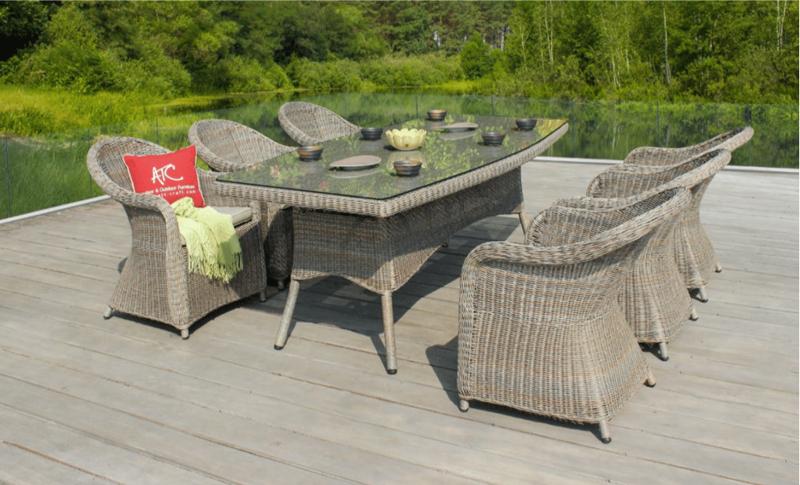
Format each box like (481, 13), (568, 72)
(0, 0), (797, 136)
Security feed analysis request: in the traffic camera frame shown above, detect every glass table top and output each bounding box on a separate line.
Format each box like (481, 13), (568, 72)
(218, 115), (567, 200)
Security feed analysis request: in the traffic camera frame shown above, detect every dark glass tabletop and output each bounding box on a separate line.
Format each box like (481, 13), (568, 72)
(218, 115), (567, 200)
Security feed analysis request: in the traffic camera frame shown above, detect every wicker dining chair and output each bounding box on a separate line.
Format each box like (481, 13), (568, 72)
(277, 101), (360, 145)
(87, 136), (267, 339)
(586, 149), (731, 303)
(552, 187), (693, 361)
(189, 119), (295, 285)
(624, 126), (752, 166)
(458, 187), (689, 443)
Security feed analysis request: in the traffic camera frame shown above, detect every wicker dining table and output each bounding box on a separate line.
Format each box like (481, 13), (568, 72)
(216, 115), (568, 374)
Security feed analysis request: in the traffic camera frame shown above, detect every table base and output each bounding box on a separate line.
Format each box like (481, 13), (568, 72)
(274, 169), (526, 373)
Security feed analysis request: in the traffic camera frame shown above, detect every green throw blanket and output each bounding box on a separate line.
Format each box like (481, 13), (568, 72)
(171, 197), (242, 283)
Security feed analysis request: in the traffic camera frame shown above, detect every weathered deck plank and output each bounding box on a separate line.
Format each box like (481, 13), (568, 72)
(0, 161), (797, 484)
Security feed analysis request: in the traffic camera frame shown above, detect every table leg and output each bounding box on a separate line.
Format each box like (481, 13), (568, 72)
(274, 279), (300, 350)
(381, 291), (398, 375)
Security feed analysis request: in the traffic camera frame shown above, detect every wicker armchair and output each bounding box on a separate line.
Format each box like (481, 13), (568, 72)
(87, 136), (267, 339)
(586, 149), (731, 303)
(624, 127), (752, 166)
(553, 188), (693, 361)
(277, 101), (360, 145)
(458, 187), (689, 443)
(189, 119), (295, 284)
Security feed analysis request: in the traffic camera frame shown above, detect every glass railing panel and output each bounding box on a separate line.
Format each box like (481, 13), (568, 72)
(1, 92), (796, 219)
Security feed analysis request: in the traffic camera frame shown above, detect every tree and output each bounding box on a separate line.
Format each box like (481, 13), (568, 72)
(460, 33), (493, 79)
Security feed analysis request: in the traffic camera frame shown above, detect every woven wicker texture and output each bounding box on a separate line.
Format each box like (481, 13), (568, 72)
(189, 119), (296, 281)
(86, 136), (267, 336)
(251, 122), (568, 373)
(586, 149), (731, 290)
(624, 127), (753, 166)
(278, 101), (361, 145)
(291, 169), (524, 293)
(215, 123), (569, 218)
(553, 189), (692, 350)
(458, 188), (688, 435)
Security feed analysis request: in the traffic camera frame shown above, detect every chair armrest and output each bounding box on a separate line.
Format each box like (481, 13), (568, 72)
(466, 239), (624, 269)
(551, 195), (637, 211)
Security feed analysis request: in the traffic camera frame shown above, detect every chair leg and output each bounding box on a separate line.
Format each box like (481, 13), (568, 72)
(277, 280), (286, 291)
(458, 399), (470, 412)
(102, 306), (114, 319)
(259, 290), (267, 302)
(381, 292), (398, 375)
(598, 420), (612, 444)
(689, 306), (699, 321)
(180, 329), (189, 340)
(518, 211), (532, 236)
(714, 262), (723, 273)
(645, 369), (657, 387)
(657, 342), (669, 361)
(274, 279), (300, 350)
(695, 286), (709, 303)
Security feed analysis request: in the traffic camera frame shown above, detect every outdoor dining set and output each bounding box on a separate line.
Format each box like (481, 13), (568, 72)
(86, 100), (753, 443)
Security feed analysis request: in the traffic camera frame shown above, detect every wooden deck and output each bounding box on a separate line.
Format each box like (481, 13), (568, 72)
(0, 161), (797, 484)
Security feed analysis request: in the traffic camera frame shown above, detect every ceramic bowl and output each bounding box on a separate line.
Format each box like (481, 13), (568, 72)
(393, 159), (422, 177)
(360, 127), (383, 140)
(427, 109), (447, 121)
(297, 145), (323, 161)
(516, 118), (537, 131)
(482, 131), (506, 145)
(385, 128), (427, 151)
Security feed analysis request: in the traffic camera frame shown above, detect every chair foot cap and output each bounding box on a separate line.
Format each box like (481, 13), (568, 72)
(600, 437), (612, 444)
(458, 400), (470, 412)
(274, 344), (284, 351)
(386, 368), (397, 375)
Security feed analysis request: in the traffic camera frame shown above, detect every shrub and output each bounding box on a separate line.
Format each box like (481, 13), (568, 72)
(220, 56), (278, 93)
(286, 57), (362, 93)
(460, 33), (493, 80)
(360, 54), (462, 87)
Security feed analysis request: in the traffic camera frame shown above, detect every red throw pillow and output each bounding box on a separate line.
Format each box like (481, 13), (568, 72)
(123, 145), (206, 207)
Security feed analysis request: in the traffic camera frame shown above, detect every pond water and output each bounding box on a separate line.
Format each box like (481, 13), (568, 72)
(1, 91), (796, 218)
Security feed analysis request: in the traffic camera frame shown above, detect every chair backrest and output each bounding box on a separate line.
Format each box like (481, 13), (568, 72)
(278, 101), (360, 145)
(587, 149), (731, 200)
(87, 136), (169, 195)
(188, 119), (294, 172)
(530, 187), (689, 254)
(689, 126), (753, 155)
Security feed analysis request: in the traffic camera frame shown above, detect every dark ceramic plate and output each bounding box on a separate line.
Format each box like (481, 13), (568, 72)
(329, 155), (382, 171)
(361, 127), (383, 140)
(393, 160), (422, 177)
(297, 145), (323, 161)
(441, 122), (479, 132)
(481, 132), (506, 145)
(516, 118), (537, 131)
(427, 109), (447, 121)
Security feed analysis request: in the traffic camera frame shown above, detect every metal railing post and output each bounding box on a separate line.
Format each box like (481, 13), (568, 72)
(4, 137), (11, 218)
(656, 99), (661, 145)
